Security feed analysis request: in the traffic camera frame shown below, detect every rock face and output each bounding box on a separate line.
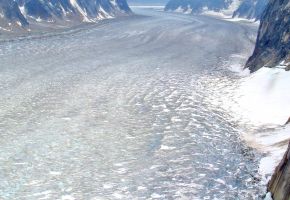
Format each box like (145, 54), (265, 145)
(0, 0), (131, 31)
(232, 0), (268, 20)
(164, 0), (233, 13)
(245, 0), (290, 72)
(0, 0), (28, 29)
(268, 141), (290, 200)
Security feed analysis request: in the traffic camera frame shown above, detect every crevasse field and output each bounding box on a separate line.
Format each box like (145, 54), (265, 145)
(0, 8), (280, 200)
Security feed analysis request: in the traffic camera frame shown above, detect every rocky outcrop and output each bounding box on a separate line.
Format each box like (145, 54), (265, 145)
(267, 141), (290, 200)
(232, 0), (268, 20)
(0, 0), (131, 32)
(245, 0), (290, 72)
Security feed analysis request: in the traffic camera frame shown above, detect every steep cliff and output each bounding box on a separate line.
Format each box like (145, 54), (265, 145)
(232, 0), (268, 20)
(268, 141), (290, 200)
(245, 0), (290, 72)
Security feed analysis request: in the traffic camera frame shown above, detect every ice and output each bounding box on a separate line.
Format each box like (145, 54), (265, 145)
(0, 8), (262, 200)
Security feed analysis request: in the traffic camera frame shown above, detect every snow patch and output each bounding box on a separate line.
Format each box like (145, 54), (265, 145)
(70, 0), (91, 22)
(160, 145), (176, 150)
(253, 126), (290, 183)
(61, 195), (75, 200)
(264, 192), (273, 200)
(228, 63), (290, 183)
(0, 26), (11, 32)
(19, 6), (26, 16)
(35, 17), (43, 22)
(110, 0), (117, 7)
(233, 66), (290, 125)
(175, 6), (184, 13)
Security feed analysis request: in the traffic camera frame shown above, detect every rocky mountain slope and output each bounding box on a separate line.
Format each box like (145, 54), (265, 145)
(267, 141), (290, 200)
(164, 0), (268, 20)
(245, 0), (290, 72)
(0, 0), (28, 30)
(0, 0), (131, 32)
(243, 0), (290, 199)
(232, 0), (268, 20)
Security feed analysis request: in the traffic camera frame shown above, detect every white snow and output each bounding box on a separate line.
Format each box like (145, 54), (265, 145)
(160, 145), (176, 150)
(110, 0), (117, 7)
(202, 0), (242, 18)
(254, 125), (290, 182)
(233, 66), (290, 125)
(0, 26), (11, 32)
(16, 21), (22, 27)
(19, 6), (26, 16)
(175, 6), (184, 13)
(61, 195), (75, 200)
(264, 192), (273, 200)
(69, 0), (91, 22)
(35, 17), (43, 22)
(169, 0), (260, 23)
(228, 63), (290, 183)
(99, 7), (114, 19)
(224, 0), (242, 15)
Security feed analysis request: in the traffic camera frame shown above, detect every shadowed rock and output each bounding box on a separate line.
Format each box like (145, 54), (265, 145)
(268, 141), (290, 200)
(245, 0), (290, 72)
(0, 0), (28, 27)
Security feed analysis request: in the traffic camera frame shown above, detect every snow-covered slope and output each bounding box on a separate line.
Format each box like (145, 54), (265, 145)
(0, 0), (132, 32)
(164, 0), (267, 20)
(164, 0), (237, 16)
(234, 63), (290, 126)
(232, 0), (268, 20)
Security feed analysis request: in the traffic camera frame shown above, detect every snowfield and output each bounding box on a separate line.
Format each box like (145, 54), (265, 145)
(229, 63), (290, 189)
(236, 66), (290, 126)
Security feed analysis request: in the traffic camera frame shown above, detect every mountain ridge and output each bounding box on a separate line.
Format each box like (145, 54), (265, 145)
(164, 0), (268, 20)
(0, 0), (132, 32)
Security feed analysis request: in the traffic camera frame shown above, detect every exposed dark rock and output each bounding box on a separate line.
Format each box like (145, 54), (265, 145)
(268, 141), (290, 200)
(23, 0), (53, 20)
(245, 0), (290, 72)
(232, 0), (268, 20)
(286, 117), (290, 125)
(0, 0), (28, 27)
(0, 0), (132, 32)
